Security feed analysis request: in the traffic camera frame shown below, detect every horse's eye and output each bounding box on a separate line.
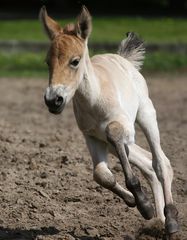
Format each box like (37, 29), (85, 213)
(70, 58), (80, 68)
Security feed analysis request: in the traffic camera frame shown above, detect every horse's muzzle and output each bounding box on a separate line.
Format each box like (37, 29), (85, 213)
(44, 94), (66, 115)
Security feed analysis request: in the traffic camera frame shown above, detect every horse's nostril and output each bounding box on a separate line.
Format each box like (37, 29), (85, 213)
(55, 96), (64, 106)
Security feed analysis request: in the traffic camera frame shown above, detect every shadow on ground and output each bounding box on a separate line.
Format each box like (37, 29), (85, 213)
(0, 226), (59, 240)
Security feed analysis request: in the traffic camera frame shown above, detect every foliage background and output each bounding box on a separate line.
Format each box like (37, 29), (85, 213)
(0, 0), (187, 77)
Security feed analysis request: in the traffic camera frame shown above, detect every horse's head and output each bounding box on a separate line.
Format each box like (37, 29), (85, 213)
(39, 6), (92, 114)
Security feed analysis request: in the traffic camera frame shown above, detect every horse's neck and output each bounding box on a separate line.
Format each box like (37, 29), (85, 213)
(75, 48), (100, 106)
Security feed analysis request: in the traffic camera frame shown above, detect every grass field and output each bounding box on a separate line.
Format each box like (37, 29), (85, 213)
(0, 51), (186, 77)
(0, 17), (187, 77)
(0, 17), (187, 43)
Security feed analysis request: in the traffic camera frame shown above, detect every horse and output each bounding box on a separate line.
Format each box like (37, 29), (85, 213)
(39, 6), (179, 237)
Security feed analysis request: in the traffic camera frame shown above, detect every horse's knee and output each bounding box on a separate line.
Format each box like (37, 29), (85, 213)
(106, 121), (134, 146)
(105, 121), (124, 145)
(93, 163), (116, 189)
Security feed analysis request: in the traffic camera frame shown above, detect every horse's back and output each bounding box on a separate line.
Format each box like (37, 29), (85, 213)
(91, 53), (149, 106)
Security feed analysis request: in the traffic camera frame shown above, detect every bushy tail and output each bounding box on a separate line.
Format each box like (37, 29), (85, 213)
(117, 32), (145, 70)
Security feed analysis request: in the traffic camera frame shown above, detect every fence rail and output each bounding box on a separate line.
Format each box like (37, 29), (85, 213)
(0, 40), (187, 53)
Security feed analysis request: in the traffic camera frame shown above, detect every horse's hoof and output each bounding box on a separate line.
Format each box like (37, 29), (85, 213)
(164, 204), (179, 234)
(136, 194), (154, 220)
(165, 218), (179, 235)
(126, 175), (154, 220)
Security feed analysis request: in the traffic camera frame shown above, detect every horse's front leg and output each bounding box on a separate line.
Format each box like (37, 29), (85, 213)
(85, 135), (136, 207)
(105, 120), (154, 220)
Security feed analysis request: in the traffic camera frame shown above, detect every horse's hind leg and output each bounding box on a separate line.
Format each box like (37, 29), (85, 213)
(105, 120), (154, 220)
(137, 98), (179, 235)
(85, 135), (136, 207)
(128, 144), (165, 222)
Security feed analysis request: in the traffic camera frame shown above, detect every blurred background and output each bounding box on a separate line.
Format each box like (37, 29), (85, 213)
(0, 0), (187, 77)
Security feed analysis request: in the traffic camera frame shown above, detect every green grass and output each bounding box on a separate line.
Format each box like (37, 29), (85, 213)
(91, 17), (187, 44)
(0, 52), (47, 77)
(0, 17), (186, 77)
(0, 51), (186, 78)
(0, 17), (187, 43)
(144, 52), (187, 71)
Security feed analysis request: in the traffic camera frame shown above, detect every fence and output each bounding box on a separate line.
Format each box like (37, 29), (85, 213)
(0, 41), (187, 54)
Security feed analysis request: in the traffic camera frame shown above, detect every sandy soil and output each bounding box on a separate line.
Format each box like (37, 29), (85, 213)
(0, 74), (186, 240)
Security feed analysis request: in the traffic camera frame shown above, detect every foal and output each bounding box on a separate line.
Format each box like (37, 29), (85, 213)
(39, 6), (179, 236)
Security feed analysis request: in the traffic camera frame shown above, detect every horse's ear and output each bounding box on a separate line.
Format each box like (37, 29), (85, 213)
(39, 6), (61, 40)
(75, 6), (92, 40)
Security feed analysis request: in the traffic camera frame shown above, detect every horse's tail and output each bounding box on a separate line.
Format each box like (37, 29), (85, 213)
(117, 32), (145, 70)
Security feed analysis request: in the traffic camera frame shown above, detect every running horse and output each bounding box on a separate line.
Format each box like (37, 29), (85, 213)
(39, 6), (179, 237)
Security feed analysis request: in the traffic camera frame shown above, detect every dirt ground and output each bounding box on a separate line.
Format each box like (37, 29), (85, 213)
(0, 74), (186, 240)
